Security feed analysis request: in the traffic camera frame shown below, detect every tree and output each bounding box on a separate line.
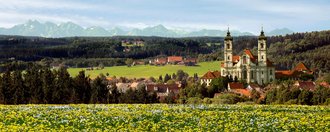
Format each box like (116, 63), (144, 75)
(24, 65), (43, 103)
(172, 73), (177, 80)
(1, 70), (12, 104)
(176, 70), (188, 81)
(324, 73), (330, 83)
(165, 91), (176, 103)
(125, 58), (134, 67)
(41, 68), (55, 104)
(53, 67), (74, 104)
(312, 86), (330, 105)
(0, 75), (4, 104)
(11, 70), (25, 104)
(265, 88), (277, 104)
(136, 84), (148, 103)
(109, 83), (120, 103)
(251, 89), (260, 103)
(298, 89), (313, 105)
(209, 77), (229, 97)
(164, 74), (171, 83)
(158, 75), (163, 82)
(73, 71), (92, 103)
(91, 76), (109, 103)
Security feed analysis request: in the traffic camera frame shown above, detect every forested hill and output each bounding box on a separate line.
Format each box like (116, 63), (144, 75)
(0, 30), (330, 72)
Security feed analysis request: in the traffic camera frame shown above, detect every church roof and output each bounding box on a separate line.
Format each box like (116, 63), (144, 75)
(244, 49), (257, 63)
(258, 29), (267, 40)
(225, 29), (233, 41)
(232, 55), (240, 62)
(230, 49), (273, 67)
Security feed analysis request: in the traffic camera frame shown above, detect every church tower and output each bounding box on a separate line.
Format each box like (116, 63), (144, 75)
(258, 27), (267, 66)
(257, 27), (268, 85)
(224, 28), (233, 69)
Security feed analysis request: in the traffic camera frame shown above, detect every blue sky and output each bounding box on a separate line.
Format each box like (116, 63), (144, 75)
(0, 0), (329, 33)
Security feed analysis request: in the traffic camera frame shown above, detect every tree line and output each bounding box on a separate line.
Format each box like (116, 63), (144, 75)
(0, 64), (158, 104)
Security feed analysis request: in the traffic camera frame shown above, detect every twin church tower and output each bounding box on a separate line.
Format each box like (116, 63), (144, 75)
(221, 28), (275, 85)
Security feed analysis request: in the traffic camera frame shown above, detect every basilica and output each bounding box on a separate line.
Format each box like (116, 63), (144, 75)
(221, 29), (275, 85)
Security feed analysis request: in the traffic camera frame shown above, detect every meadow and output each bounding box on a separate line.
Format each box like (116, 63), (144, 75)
(0, 104), (329, 131)
(68, 61), (221, 78)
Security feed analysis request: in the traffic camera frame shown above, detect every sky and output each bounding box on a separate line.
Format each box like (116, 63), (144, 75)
(0, 0), (329, 34)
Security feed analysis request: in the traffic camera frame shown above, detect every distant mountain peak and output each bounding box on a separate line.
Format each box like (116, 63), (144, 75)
(0, 20), (293, 37)
(267, 28), (294, 36)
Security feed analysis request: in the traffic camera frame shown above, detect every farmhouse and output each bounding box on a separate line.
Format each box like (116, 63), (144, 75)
(275, 62), (314, 79)
(145, 84), (181, 100)
(200, 70), (221, 86)
(167, 56), (183, 64)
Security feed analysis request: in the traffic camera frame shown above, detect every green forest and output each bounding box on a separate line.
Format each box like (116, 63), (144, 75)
(1, 30), (330, 72)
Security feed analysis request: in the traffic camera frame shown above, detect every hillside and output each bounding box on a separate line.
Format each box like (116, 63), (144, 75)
(1, 30), (330, 72)
(68, 61), (221, 78)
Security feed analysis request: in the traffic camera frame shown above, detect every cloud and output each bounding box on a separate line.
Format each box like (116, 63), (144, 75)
(0, 0), (328, 33)
(0, 0), (105, 11)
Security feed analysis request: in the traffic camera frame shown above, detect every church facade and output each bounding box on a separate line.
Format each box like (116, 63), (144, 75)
(221, 29), (275, 85)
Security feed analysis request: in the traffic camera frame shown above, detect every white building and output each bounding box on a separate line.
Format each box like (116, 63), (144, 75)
(221, 29), (275, 85)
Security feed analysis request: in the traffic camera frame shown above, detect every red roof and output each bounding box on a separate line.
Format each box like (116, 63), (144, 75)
(168, 56), (183, 62)
(155, 58), (167, 64)
(266, 59), (273, 67)
(232, 55), (240, 62)
(275, 62), (313, 79)
(244, 49), (257, 62)
(295, 81), (316, 91)
(228, 82), (244, 89)
(275, 70), (292, 78)
(319, 82), (330, 88)
(201, 71), (221, 79)
(294, 62), (309, 71)
(232, 89), (251, 97)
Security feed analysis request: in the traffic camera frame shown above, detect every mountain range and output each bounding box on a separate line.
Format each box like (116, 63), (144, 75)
(0, 20), (294, 37)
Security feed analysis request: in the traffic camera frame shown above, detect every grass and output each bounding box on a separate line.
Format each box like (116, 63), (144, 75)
(68, 61), (221, 78)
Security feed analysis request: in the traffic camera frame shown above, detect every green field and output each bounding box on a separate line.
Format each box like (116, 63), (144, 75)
(0, 104), (329, 131)
(68, 61), (221, 78)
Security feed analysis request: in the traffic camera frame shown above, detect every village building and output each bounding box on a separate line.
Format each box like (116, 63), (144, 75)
(275, 62), (314, 79)
(227, 82), (251, 98)
(167, 56), (183, 64)
(200, 71), (221, 86)
(221, 28), (275, 85)
(145, 84), (181, 101)
(293, 81), (316, 91)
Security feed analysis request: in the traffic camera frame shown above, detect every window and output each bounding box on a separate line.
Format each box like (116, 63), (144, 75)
(227, 56), (230, 60)
(270, 70), (273, 75)
(261, 55), (264, 60)
(251, 72), (253, 78)
(262, 71), (263, 75)
(243, 56), (247, 64)
(243, 70), (247, 79)
(227, 43), (230, 49)
(260, 43), (264, 49)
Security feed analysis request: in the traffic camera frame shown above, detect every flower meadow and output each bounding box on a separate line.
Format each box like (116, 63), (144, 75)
(0, 104), (329, 131)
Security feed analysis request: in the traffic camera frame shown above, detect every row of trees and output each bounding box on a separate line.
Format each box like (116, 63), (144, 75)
(0, 64), (158, 104)
(265, 82), (330, 105)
